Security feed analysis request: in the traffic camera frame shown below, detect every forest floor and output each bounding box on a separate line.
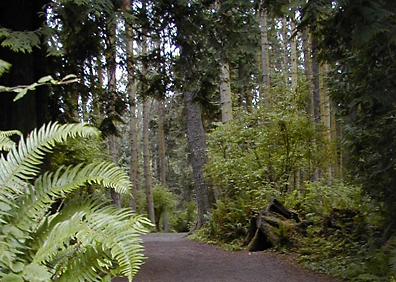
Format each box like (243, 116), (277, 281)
(113, 233), (341, 282)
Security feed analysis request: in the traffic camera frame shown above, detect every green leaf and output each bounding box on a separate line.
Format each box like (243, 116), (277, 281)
(12, 88), (29, 102)
(0, 59), (11, 76)
(0, 202), (11, 211)
(2, 273), (24, 282)
(11, 261), (25, 272)
(23, 263), (51, 282)
(37, 75), (53, 84)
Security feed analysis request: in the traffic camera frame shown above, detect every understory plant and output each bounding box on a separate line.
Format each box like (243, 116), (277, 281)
(0, 122), (151, 282)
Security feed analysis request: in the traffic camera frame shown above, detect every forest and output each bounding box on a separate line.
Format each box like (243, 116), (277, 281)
(1, 0), (396, 281)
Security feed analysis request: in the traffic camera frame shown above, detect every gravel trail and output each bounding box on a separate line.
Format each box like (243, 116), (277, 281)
(113, 233), (340, 282)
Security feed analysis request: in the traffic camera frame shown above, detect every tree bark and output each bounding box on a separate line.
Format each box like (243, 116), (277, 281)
(184, 90), (211, 227)
(158, 99), (169, 231)
(260, 6), (271, 105)
(219, 61), (233, 123)
(106, 21), (121, 207)
(141, 30), (155, 223)
(311, 38), (321, 181)
(143, 97), (155, 223)
(282, 17), (289, 86)
(124, 0), (138, 211)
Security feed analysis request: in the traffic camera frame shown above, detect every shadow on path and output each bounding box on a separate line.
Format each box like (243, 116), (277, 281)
(113, 233), (340, 282)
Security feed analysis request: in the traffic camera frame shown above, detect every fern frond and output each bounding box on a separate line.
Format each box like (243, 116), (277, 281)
(81, 206), (152, 281)
(56, 246), (111, 282)
(33, 203), (150, 282)
(0, 130), (21, 152)
(10, 161), (131, 233)
(33, 211), (86, 264)
(0, 122), (99, 197)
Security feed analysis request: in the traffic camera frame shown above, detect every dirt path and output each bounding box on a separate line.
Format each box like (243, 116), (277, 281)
(114, 233), (340, 282)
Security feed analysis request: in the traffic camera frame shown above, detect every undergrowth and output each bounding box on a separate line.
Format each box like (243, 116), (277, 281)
(191, 181), (396, 281)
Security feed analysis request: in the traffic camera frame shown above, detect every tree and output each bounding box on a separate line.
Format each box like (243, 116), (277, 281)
(300, 0), (396, 225)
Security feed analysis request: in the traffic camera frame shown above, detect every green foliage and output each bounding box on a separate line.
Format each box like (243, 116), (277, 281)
(0, 59), (11, 77)
(0, 73), (78, 102)
(170, 200), (197, 233)
(0, 123), (151, 281)
(135, 184), (195, 232)
(300, 0), (396, 223)
(190, 198), (250, 250)
(285, 181), (365, 221)
(0, 28), (41, 54)
(152, 185), (177, 230)
(206, 98), (328, 205)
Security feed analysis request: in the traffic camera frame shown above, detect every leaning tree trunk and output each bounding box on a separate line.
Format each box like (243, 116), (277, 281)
(184, 90), (211, 228)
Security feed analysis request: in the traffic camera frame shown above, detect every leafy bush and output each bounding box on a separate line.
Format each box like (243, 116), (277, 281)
(190, 198), (250, 249)
(0, 123), (151, 282)
(170, 200), (197, 233)
(206, 104), (329, 206)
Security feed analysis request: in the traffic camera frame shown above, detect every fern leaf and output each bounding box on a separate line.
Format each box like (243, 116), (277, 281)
(10, 161), (131, 233)
(81, 206), (152, 281)
(0, 122), (99, 197)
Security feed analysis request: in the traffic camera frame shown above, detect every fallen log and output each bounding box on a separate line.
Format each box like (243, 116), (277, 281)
(244, 199), (312, 252)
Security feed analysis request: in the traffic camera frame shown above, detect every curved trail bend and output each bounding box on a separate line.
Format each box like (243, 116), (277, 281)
(114, 233), (340, 282)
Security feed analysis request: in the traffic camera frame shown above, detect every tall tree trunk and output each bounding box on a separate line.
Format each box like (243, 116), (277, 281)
(302, 29), (312, 113)
(311, 38), (321, 181)
(320, 64), (332, 185)
(141, 29), (155, 223)
(214, 0), (233, 123)
(106, 23), (121, 207)
(219, 61), (233, 123)
(184, 90), (211, 228)
(158, 99), (168, 231)
(290, 20), (298, 95)
(282, 17), (289, 86)
(260, 6), (271, 106)
(124, 0), (138, 211)
(290, 19), (300, 190)
(143, 97), (155, 223)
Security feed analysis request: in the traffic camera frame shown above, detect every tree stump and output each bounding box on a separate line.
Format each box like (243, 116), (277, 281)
(243, 199), (312, 252)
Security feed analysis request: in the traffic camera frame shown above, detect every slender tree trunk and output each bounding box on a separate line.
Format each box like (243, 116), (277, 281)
(311, 38), (321, 181)
(302, 29), (312, 113)
(124, 0), (138, 211)
(282, 17), (289, 86)
(143, 97), (155, 223)
(141, 31), (155, 223)
(214, 0), (233, 123)
(219, 61), (233, 123)
(184, 90), (211, 228)
(290, 20), (298, 95)
(260, 6), (270, 105)
(106, 23), (121, 207)
(290, 19), (300, 190)
(158, 98), (169, 231)
(320, 64), (332, 185)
